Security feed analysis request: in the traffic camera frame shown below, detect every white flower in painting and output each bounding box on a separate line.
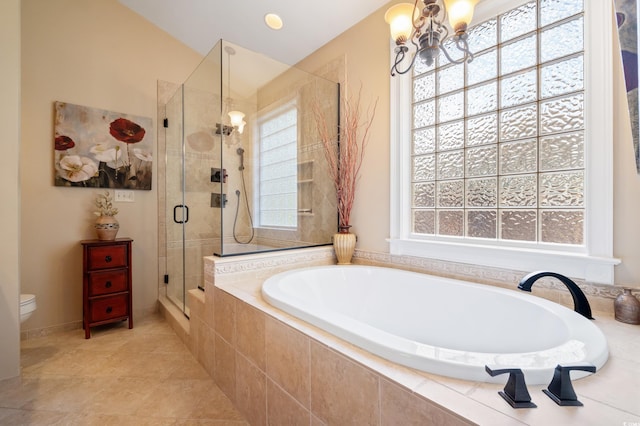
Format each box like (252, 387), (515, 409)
(133, 148), (152, 162)
(90, 143), (127, 168)
(57, 155), (98, 182)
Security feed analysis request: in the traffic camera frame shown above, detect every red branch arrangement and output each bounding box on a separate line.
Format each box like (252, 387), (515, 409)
(313, 87), (378, 232)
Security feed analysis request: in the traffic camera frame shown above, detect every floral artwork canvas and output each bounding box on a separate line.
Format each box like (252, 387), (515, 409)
(54, 101), (153, 189)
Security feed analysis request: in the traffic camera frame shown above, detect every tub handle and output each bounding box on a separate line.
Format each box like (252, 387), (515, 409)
(485, 366), (536, 409)
(542, 363), (596, 406)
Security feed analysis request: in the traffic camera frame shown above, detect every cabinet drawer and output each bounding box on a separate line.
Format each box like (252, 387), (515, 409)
(89, 294), (128, 322)
(87, 245), (127, 270)
(89, 269), (128, 296)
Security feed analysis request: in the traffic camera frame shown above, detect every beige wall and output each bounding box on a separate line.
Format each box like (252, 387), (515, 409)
(0, 0), (21, 379)
(16, 0), (640, 340)
(298, 1), (640, 288)
(20, 0), (202, 332)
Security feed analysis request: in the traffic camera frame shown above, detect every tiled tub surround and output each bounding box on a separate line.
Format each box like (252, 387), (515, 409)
(163, 247), (640, 425)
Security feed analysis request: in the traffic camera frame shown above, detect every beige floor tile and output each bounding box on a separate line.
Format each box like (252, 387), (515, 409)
(9, 315), (248, 425)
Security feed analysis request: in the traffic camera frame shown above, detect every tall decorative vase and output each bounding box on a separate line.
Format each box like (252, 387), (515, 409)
(95, 215), (119, 241)
(333, 226), (356, 265)
(614, 288), (640, 325)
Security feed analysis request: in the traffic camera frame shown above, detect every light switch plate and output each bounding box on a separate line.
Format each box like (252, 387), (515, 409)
(115, 190), (135, 202)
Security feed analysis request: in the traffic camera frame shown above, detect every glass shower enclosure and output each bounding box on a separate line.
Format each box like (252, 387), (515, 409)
(161, 40), (339, 315)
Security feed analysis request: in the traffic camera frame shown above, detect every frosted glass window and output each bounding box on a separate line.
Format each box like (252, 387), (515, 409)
(414, 210), (435, 234)
(438, 210), (464, 236)
(467, 19), (497, 53)
(540, 0), (583, 26)
(258, 106), (297, 228)
(410, 0), (585, 245)
(438, 121), (465, 151)
(413, 182), (436, 208)
(467, 82), (498, 116)
(437, 180), (465, 207)
(466, 49), (498, 86)
(501, 35), (537, 75)
(439, 92), (465, 122)
(500, 2), (537, 42)
(439, 63), (465, 94)
(540, 17), (583, 63)
(414, 72), (436, 102)
(466, 113), (498, 146)
(413, 127), (436, 155)
(467, 210), (497, 238)
(466, 178), (497, 207)
(501, 69), (537, 108)
(541, 55), (583, 99)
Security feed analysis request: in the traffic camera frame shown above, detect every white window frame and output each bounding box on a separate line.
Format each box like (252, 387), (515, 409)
(255, 99), (299, 230)
(389, 0), (620, 284)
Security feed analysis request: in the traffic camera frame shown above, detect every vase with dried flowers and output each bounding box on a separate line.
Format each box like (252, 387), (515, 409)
(314, 86), (377, 264)
(93, 190), (119, 240)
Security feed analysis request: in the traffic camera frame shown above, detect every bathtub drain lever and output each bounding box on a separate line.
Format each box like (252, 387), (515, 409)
(485, 366), (537, 409)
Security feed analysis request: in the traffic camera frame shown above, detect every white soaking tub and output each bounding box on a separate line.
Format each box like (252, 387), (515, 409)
(262, 265), (608, 384)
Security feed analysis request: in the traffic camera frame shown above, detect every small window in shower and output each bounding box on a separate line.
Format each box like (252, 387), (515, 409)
(257, 103), (298, 228)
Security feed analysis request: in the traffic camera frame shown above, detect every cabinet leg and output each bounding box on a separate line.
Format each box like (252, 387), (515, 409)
(129, 315), (133, 329)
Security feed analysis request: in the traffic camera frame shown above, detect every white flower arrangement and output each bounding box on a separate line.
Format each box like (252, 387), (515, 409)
(94, 190), (118, 217)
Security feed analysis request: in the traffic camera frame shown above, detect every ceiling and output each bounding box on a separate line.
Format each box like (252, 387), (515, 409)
(118, 0), (392, 66)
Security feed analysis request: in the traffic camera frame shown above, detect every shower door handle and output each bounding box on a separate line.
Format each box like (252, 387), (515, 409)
(173, 204), (189, 224)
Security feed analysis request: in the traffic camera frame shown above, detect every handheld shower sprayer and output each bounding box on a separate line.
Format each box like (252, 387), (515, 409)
(237, 147), (245, 171)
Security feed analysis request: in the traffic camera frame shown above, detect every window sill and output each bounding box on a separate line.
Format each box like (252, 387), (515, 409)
(388, 238), (620, 285)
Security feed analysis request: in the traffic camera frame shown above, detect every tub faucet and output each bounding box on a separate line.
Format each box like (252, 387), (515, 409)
(518, 271), (594, 320)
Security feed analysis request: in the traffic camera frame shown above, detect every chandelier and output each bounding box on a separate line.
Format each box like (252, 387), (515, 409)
(385, 0), (478, 76)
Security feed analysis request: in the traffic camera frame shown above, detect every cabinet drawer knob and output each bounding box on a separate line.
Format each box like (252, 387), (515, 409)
(105, 281), (112, 288)
(105, 255), (112, 263)
(106, 306), (113, 314)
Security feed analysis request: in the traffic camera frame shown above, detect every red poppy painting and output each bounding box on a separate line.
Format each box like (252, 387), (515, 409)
(53, 101), (153, 189)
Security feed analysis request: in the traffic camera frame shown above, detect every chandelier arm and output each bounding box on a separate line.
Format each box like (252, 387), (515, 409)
(411, 0), (422, 31)
(438, 33), (474, 65)
(456, 36), (474, 62)
(438, 40), (465, 65)
(391, 45), (419, 76)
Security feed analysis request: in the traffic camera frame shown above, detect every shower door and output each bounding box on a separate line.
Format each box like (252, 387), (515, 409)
(164, 85), (187, 313)
(163, 42), (224, 316)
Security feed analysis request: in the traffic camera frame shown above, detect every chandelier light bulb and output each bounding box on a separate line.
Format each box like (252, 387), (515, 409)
(443, 0), (478, 33)
(384, 3), (415, 44)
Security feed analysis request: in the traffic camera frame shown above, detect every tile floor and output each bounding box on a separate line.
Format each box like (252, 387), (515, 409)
(0, 315), (248, 425)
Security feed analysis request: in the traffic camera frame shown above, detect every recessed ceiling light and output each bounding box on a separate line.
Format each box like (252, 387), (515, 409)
(265, 13), (283, 30)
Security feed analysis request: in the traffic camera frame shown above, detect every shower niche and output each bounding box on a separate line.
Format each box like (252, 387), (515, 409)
(159, 40), (339, 314)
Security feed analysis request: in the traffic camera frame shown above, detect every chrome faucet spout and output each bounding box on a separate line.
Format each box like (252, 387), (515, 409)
(518, 271), (594, 320)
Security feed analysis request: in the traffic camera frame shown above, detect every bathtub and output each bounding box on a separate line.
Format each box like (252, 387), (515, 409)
(262, 265), (609, 385)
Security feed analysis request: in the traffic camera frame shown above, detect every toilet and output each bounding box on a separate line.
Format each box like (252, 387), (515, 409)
(20, 294), (37, 323)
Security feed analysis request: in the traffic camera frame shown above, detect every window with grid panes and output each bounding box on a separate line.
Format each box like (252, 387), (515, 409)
(258, 105), (298, 228)
(390, 0), (617, 284)
(411, 0), (585, 244)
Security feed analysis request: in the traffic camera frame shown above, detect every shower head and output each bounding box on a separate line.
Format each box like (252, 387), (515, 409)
(224, 46), (236, 55)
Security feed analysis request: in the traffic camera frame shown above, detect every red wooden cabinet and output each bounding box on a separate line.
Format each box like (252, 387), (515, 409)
(81, 238), (133, 338)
